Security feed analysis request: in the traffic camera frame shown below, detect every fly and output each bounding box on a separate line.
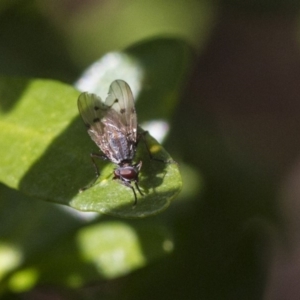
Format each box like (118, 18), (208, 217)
(77, 79), (162, 206)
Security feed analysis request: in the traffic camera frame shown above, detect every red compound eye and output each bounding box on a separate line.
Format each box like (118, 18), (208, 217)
(119, 167), (137, 180)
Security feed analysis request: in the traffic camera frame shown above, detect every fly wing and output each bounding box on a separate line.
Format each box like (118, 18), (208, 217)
(105, 80), (137, 143)
(77, 92), (109, 151)
(78, 87), (137, 163)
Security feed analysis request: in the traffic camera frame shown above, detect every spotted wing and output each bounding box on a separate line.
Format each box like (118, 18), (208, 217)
(78, 81), (138, 163)
(77, 92), (108, 150)
(105, 80), (138, 143)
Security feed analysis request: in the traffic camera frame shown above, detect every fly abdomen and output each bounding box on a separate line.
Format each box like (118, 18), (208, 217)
(108, 132), (133, 161)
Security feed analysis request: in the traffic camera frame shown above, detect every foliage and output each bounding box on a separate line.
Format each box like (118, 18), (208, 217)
(0, 32), (191, 294)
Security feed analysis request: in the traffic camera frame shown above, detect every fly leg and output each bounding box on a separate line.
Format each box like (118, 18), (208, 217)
(90, 152), (109, 177)
(133, 161), (144, 197)
(79, 152), (109, 192)
(134, 181), (144, 197)
(114, 179), (139, 207)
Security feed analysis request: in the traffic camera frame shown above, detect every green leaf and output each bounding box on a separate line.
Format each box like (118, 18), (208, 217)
(9, 220), (173, 290)
(0, 79), (181, 218)
(0, 184), (173, 293)
(71, 132), (181, 218)
(0, 38), (189, 217)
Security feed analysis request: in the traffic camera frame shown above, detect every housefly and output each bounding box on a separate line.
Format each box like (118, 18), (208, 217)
(78, 79), (159, 206)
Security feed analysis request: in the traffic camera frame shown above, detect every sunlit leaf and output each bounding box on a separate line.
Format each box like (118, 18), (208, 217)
(0, 76), (181, 217)
(0, 184), (173, 293)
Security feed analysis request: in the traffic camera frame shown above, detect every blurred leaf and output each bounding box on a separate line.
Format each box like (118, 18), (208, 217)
(8, 220), (173, 291)
(0, 0), (19, 14)
(48, 0), (214, 66)
(75, 38), (193, 144)
(76, 38), (193, 122)
(127, 38), (193, 121)
(0, 184), (173, 293)
(0, 75), (181, 217)
(0, 0), (78, 82)
(0, 183), (84, 292)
